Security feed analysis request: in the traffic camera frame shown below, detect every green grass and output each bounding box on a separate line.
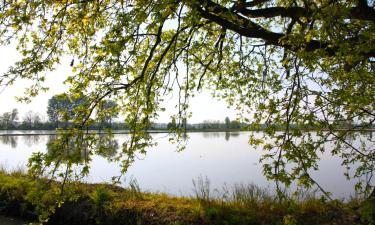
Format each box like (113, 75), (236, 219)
(0, 170), (370, 225)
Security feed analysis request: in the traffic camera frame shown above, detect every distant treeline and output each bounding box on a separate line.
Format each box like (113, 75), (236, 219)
(2, 93), (373, 131)
(0, 94), (249, 131)
(0, 104), (244, 130)
(0, 115), (244, 131)
(1, 107), (374, 131)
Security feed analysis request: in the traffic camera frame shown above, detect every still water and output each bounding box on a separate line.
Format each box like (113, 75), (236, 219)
(0, 131), (372, 199)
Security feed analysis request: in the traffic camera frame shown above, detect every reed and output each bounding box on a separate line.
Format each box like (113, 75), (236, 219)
(0, 171), (366, 225)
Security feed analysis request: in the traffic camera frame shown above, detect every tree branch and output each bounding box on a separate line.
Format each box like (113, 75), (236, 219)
(237, 6), (309, 19)
(189, 0), (374, 58)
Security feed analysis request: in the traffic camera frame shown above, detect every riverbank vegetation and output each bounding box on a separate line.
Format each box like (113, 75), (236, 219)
(1, 169), (373, 225)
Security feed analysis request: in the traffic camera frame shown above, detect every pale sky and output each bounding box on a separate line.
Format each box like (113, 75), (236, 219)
(0, 44), (238, 123)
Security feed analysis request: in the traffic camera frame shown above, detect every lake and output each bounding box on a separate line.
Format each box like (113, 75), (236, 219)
(0, 130), (372, 199)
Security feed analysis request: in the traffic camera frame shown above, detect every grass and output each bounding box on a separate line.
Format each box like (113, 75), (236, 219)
(0, 169), (371, 225)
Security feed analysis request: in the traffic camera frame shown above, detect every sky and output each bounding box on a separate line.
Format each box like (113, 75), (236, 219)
(0, 44), (238, 123)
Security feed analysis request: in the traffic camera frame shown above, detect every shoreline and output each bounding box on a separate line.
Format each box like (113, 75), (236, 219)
(0, 171), (362, 225)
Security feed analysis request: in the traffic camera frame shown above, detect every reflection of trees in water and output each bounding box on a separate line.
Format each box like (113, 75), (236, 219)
(202, 132), (221, 139)
(34, 132), (121, 191)
(22, 135), (42, 147)
(202, 132), (240, 141)
(224, 132), (240, 141)
(96, 135), (119, 160)
(46, 134), (90, 163)
(45, 134), (119, 162)
(47, 135), (57, 143)
(225, 132), (230, 141)
(0, 136), (18, 148)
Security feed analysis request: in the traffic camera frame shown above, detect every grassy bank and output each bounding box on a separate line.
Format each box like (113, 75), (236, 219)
(0, 170), (372, 225)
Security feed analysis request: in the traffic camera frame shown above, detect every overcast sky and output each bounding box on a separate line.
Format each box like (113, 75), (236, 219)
(0, 44), (238, 123)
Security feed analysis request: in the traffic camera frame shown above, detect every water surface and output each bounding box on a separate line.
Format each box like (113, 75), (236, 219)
(0, 131), (372, 198)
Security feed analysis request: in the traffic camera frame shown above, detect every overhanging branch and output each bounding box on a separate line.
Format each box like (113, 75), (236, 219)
(188, 0), (374, 58)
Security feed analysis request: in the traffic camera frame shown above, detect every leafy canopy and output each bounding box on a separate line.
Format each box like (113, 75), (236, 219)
(0, 0), (374, 197)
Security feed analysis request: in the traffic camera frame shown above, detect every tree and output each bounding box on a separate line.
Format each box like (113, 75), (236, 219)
(0, 108), (18, 129)
(47, 95), (68, 127)
(225, 117), (230, 129)
(47, 93), (89, 128)
(96, 99), (119, 129)
(167, 118), (177, 129)
(10, 109), (18, 126)
(0, 0), (374, 198)
(21, 110), (42, 129)
(33, 113), (42, 127)
(22, 111), (34, 128)
(0, 112), (11, 129)
(230, 120), (241, 129)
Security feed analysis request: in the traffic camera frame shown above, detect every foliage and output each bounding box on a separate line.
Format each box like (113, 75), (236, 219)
(0, 171), (363, 225)
(0, 108), (18, 129)
(95, 99), (119, 129)
(0, 0), (374, 203)
(359, 196), (375, 224)
(167, 118), (177, 129)
(225, 117), (230, 129)
(192, 176), (212, 204)
(46, 93), (89, 128)
(47, 94), (70, 127)
(47, 94), (119, 129)
(21, 110), (43, 129)
(91, 185), (114, 224)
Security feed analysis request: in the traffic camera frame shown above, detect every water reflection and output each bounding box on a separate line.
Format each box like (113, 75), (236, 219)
(95, 135), (119, 160)
(45, 133), (93, 164)
(0, 135), (18, 148)
(202, 132), (222, 139)
(0, 131), (374, 198)
(202, 132), (241, 141)
(224, 132), (240, 141)
(0, 132), (241, 147)
(0, 134), (119, 162)
(22, 135), (42, 147)
(39, 133), (122, 192)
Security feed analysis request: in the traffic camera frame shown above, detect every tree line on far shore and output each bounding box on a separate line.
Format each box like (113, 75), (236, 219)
(0, 94), (243, 131)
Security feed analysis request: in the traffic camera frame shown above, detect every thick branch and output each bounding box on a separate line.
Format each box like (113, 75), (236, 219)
(189, 0), (374, 57)
(191, 1), (334, 55)
(193, 1), (282, 42)
(237, 6), (309, 19)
